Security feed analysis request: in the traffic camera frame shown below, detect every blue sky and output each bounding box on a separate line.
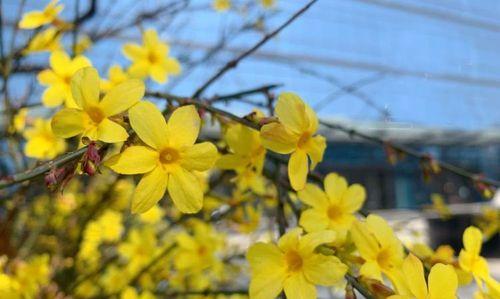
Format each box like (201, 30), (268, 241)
(7, 0), (500, 131)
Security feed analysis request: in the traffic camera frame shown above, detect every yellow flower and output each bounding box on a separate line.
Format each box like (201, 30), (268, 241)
(459, 226), (490, 281)
(246, 228), (347, 299)
(213, 0), (231, 12)
(350, 214), (405, 286)
(261, 0), (276, 8)
(37, 51), (91, 107)
(106, 101), (218, 213)
(298, 173), (365, 233)
(118, 227), (158, 274)
(174, 220), (223, 272)
(260, 92), (326, 190)
(51, 67), (145, 143)
(138, 205), (164, 224)
(123, 29), (181, 84)
(101, 65), (130, 92)
(218, 122), (266, 172)
(121, 287), (155, 299)
(12, 108), (28, 132)
(14, 255), (51, 298)
(430, 193), (451, 220)
(23, 27), (62, 54)
(388, 254), (458, 299)
(23, 118), (66, 160)
(74, 34), (92, 55)
(19, 0), (63, 29)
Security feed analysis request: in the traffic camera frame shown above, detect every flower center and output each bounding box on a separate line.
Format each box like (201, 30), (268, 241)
(198, 246), (207, 256)
(285, 250), (303, 272)
(297, 132), (311, 149)
(159, 147), (179, 164)
(86, 107), (105, 124)
(376, 248), (392, 269)
(147, 51), (159, 64)
(327, 205), (342, 221)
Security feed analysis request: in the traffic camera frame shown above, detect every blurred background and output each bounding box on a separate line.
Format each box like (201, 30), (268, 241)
(1, 0), (499, 295)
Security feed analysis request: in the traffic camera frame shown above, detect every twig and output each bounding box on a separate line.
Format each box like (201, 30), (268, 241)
(191, 0), (318, 98)
(319, 120), (500, 188)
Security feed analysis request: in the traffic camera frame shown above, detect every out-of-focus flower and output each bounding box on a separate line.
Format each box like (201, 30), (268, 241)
(261, 0), (276, 9)
(430, 193), (451, 220)
(74, 35), (92, 55)
(23, 118), (66, 160)
(19, 0), (63, 29)
(123, 29), (181, 84)
(51, 67), (144, 143)
(213, 0), (231, 12)
(37, 51), (91, 107)
(12, 108), (28, 133)
(23, 27), (62, 54)
(260, 92), (326, 191)
(106, 102), (218, 214)
(101, 65), (130, 92)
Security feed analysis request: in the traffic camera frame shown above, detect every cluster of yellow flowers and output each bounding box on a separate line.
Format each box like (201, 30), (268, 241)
(2, 1), (499, 298)
(213, 0), (276, 12)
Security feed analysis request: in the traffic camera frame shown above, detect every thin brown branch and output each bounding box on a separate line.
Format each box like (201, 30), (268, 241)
(191, 0), (318, 98)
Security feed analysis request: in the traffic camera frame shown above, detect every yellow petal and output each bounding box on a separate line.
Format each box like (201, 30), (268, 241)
(95, 118), (128, 143)
(359, 260), (383, 281)
(70, 56), (92, 73)
(299, 209), (329, 232)
(168, 167), (203, 213)
(37, 69), (58, 85)
(150, 65), (167, 83)
(260, 122), (297, 154)
(278, 227), (302, 252)
(249, 269), (285, 299)
(283, 273), (316, 299)
(143, 29), (160, 48)
(304, 135), (326, 169)
(216, 154), (246, 169)
(304, 104), (319, 133)
(298, 230), (336, 254)
(163, 57), (181, 74)
(288, 150), (308, 191)
(366, 214), (400, 249)
(167, 105), (200, 148)
(50, 51), (71, 74)
(51, 108), (85, 138)
(106, 146), (159, 174)
(350, 220), (379, 260)
(402, 254), (427, 299)
(247, 242), (285, 273)
(324, 173), (348, 203)
(180, 142), (218, 171)
(303, 254), (347, 286)
(129, 101), (168, 149)
(71, 67), (100, 109)
(428, 263), (458, 299)
(122, 44), (146, 60)
(297, 183), (328, 208)
(342, 184), (366, 212)
(275, 92), (309, 134)
(42, 86), (64, 107)
(131, 167), (168, 213)
(99, 79), (144, 116)
(463, 226), (483, 256)
(19, 12), (48, 29)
